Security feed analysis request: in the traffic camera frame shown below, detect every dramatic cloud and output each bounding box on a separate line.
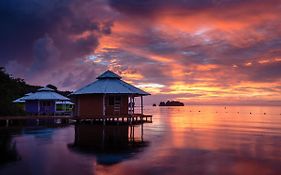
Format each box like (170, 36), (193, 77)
(1, 0), (281, 104)
(0, 0), (114, 88)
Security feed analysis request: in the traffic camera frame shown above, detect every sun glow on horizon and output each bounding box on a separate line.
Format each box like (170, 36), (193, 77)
(4, 0), (280, 105)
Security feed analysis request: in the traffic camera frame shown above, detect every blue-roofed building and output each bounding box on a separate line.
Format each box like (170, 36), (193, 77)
(71, 70), (150, 118)
(20, 87), (72, 115)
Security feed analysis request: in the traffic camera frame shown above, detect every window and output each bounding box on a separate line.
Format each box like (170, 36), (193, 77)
(109, 96), (121, 105)
(115, 96), (121, 101)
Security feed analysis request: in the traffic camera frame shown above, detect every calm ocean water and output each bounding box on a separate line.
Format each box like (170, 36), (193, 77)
(0, 105), (281, 175)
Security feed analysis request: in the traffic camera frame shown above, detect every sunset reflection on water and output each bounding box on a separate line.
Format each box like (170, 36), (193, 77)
(0, 106), (280, 175)
(100, 106), (281, 175)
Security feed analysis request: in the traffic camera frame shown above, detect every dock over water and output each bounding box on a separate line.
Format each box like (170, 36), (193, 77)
(0, 114), (152, 127)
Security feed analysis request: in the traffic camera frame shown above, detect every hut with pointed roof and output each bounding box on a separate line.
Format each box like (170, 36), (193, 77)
(71, 70), (150, 118)
(22, 87), (71, 115)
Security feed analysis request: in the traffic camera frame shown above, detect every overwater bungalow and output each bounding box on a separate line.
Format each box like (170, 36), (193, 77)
(19, 87), (72, 115)
(71, 70), (150, 120)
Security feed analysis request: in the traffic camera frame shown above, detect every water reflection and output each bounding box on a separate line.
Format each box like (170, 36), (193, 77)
(0, 129), (21, 165)
(0, 106), (280, 175)
(68, 124), (149, 165)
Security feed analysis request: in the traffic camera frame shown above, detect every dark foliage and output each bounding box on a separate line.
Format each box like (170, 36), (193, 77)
(46, 84), (72, 97)
(0, 67), (41, 116)
(159, 100), (184, 106)
(46, 84), (58, 91)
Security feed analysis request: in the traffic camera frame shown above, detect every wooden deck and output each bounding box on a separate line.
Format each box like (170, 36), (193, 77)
(0, 114), (152, 127)
(74, 114), (153, 125)
(0, 115), (71, 120)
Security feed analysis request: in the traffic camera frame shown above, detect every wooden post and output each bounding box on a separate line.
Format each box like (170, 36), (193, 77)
(54, 101), (57, 116)
(130, 125), (133, 141)
(64, 101), (66, 115)
(132, 96), (135, 114)
(128, 96), (131, 114)
(54, 101), (57, 114)
(38, 100), (40, 115)
(132, 125), (135, 141)
(63, 101), (65, 115)
(141, 96), (144, 115)
(103, 94), (106, 125)
(103, 94), (106, 116)
(130, 95), (133, 115)
(141, 123), (143, 142)
(102, 126), (105, 150)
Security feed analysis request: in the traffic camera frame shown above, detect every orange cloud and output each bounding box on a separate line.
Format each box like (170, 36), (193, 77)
(89, 0), (281, 105)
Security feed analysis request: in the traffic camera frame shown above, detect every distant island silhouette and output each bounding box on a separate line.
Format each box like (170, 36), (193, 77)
(159, 101), (184, 106)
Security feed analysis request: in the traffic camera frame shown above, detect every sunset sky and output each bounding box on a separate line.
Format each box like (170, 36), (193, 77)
(1, 0), (281, 105)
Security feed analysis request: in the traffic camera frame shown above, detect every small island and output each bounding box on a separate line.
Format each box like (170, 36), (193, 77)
(159, 100), (184, 106)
